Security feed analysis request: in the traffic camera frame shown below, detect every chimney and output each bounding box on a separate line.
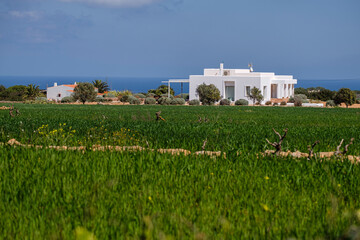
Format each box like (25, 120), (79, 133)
(54, 82), (57, 87)
(220, 62), (224, 76)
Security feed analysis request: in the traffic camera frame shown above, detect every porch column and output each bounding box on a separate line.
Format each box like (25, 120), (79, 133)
(277, 84), (282, 98)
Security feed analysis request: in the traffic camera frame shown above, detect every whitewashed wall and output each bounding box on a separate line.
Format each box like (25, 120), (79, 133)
(47, 85), (74, 101)
(189, 75), (271, 103)
(189, 72), (296, 103)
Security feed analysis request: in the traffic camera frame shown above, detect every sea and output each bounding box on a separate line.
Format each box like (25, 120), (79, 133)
(0, 76), (360, 95)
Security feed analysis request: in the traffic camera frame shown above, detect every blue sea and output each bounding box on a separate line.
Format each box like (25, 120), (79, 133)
(0, 76), (360, 95)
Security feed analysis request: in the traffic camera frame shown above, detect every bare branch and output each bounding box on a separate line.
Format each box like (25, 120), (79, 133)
(273, 128), (282, 139)
(308, 140), (320, 159)
(266, 128), (288, 155)
(265, 139), (276, 148)
(9, 105), (14, 118)
(156, 111), (165, 121)
(343, 138), (354, 154)
(335, 138), (354, 156)
(202, 139), (207, 151)
(336, 139), (344, 154)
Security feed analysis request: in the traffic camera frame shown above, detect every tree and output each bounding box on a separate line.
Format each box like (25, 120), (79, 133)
(92, 80), (109, 93)
(196, 83), (221, 105)
(2, 85), (27, 101)
(334, 88), (356, 108)
(26, 84), (40, 100)
(0, 85), (6, 100)
(73, 82), (97, 104)
(148, 85), (174, 97)
(294, 87), (308, 96)
(249, 87), (264, 104)
(311, 88), (336, 101)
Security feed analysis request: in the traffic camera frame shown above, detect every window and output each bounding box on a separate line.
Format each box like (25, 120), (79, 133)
(57, 93), (61, 97)
(246, 86), (251, 96)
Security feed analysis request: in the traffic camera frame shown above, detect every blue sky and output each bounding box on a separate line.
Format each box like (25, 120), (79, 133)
(0, 0), (359, 79)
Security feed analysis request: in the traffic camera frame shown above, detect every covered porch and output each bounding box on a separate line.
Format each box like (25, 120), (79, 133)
(270, 82), (295, 99)
(162, 79), (190, 97)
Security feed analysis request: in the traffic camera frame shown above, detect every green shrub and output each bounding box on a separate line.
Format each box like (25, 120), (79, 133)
(294, 96), (303, 107)
(120, 95), (131, 102)
(134, 93), (146, 99)
(61, 96), (75, 103)
(72, 82), (97, 104)
(249, 87), (264, 105)
(35, 97), (47, 101)
(158, 97), (172, 105)
(128, 96), (141, 105)
(295, 94), (308, 103)
(176, 93), (189, 100)
(147, 93), (156, 98)
(188, 99), (200, 106)
(280, 101), (287, 106)
(334, 88), (356, 108)
(118, 90), (132, 96)
(170, 98), (185, 105)
(144, 97), (157, 105)
(326, 100), (336, 107)
(1, 85), (27, 101)
(265, 101), (272, 106)
(161, 94), (174, 99)
(273, 102), (279, 106)
(148, 85), (175, 97)
(104, 93), (116, 98)
(220, 99), (231, 105)
(196, 83), (221, 105)
(95, 95), (104, 102)
(235, 99), (248, 106)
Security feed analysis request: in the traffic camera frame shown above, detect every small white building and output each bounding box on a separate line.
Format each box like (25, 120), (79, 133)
(47, 82), (77, 101)
(168, 63), (297, 103)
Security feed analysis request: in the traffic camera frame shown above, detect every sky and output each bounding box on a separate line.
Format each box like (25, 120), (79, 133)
(0, 0), (359, 79)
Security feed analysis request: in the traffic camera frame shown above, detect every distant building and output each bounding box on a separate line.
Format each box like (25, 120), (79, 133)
(47, 82), (101, 101)
(167, 63), (297, 103)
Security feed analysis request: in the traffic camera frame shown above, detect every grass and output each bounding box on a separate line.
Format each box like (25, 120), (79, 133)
(1, 104), (360, 239)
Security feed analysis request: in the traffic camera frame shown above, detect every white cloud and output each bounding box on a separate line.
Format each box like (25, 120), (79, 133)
(59, 0), (163, 7)
(8, 10), (41, 20)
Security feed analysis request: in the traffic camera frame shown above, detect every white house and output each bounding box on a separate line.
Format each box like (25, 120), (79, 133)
(47, 82), (103, 101)
(167, 63), (297, 103)
(47, 82), (77, 101)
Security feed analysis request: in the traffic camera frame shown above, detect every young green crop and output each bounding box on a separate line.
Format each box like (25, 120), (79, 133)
(1, 147), (360, 239)
(1, 104), (360, 239)
(0, 104), (359, 154)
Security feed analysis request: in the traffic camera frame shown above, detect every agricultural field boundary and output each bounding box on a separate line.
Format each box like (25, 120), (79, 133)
(263, 150), (360, 163)
(3, 138), (360, 163)
(1, 138), (226, 158)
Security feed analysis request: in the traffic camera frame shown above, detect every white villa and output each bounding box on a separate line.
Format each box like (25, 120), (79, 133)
(167, 63), (297, 103)
(47, 82), (78, 101)
(47, 82), (102, 101)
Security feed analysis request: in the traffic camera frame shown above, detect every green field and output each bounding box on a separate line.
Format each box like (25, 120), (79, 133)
(1, 104), (360, 239)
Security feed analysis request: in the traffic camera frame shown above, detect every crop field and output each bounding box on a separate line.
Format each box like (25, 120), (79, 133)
(1, 104), (360, 239)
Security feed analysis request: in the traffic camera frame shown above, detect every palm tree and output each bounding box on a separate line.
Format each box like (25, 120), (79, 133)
(92, 80), (110, 93)
(26, 84), (40, 100)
